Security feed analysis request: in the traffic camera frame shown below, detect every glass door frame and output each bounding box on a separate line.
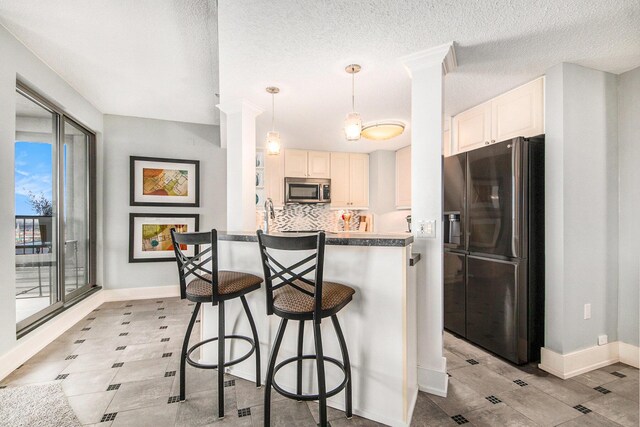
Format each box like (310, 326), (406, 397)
(16, 81), (97, 333)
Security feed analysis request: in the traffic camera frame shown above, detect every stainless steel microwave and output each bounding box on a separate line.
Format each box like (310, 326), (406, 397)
(284, 177), (331, 204)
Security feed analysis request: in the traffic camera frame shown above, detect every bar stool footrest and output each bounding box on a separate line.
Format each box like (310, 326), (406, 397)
(186, 335), (256, 369)
(272, 355), (348, 401)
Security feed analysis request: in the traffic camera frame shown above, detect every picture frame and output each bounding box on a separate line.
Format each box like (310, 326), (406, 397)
(130, 156), (200, 207)
(128, 213), (199, 263)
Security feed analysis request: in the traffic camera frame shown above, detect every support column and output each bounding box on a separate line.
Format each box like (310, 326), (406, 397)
(401, 42), (456, 397)
(217, 100), (263, 231)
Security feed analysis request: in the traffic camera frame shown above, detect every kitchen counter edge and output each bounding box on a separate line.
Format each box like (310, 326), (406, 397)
(218, 231), (414, 247)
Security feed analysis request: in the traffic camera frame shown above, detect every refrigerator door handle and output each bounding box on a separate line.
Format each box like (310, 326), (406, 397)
(511, 141), (520, 258)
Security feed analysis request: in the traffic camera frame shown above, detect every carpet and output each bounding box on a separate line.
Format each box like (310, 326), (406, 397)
(0, 382), (81, 427)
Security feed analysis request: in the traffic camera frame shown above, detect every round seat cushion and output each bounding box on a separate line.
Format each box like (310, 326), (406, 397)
(273, 280), (355, 315)
(186, 271), (262, 299)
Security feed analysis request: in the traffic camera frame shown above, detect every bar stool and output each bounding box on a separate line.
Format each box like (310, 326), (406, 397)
(256, 230), (355, 427)
(171, 229), (263, 419)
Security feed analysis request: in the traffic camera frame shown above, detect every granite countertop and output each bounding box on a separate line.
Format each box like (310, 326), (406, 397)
(218, 231), (414, 247)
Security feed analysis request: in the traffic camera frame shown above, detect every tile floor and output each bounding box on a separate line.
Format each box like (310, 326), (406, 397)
(1, 297), (638, 427)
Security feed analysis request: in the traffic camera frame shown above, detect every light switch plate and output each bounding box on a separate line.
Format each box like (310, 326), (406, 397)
(417, 220), (436, 239)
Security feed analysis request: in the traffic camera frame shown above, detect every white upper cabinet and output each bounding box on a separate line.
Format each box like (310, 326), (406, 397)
(395, 146), (411, 209)
(265, 151), (284, 206)
(451, 77), (545, 155)
(330, 152), (350, 207)
(452, 102), (492, 154)
(491, 77), (544, 142)
(284, 149), (308, 177)
(348, 153), (369, 208)
(284, 149), (330, 178)
(330, 152), (369, 208)
(307, 151), (331, 178)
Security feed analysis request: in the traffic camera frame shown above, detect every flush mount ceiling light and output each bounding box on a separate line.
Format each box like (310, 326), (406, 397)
(344, 64), (362, 142)
(361, 120), (406, 140)
(265, 86), (281, 155)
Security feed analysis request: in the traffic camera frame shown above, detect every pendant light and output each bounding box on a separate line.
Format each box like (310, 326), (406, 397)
(344, 64), (362, 141)
(265, 86), (281, 155)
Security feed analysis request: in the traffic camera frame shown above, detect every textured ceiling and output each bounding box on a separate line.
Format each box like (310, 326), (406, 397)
(1, 1), (638, 148)
(219, 0), (640, 153)
(0, 0), (219, 125)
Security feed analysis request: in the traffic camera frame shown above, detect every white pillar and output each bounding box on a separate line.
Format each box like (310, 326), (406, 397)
(401, 42), (456, 397)
(217, 99), (263, 231)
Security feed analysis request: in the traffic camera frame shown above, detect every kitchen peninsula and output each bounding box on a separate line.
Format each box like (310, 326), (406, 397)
(199, 231), (418, 427)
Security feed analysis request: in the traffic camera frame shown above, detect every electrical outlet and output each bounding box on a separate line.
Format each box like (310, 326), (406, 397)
(598, 335), (608, 346)
(584, 304), (591, 320)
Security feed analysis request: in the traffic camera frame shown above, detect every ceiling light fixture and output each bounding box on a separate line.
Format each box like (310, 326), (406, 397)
(344, 64), (362, 141)
(361, 120), (406, 140)
(265, 86), (281, 155)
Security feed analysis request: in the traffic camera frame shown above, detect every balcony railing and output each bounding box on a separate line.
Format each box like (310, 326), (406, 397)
(15, 215), (82, 298)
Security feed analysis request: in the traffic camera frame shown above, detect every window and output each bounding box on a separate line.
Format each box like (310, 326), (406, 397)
(14, 82), (96, 333)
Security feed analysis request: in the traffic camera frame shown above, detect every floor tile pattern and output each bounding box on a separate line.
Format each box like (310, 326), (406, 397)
(1, 298), (638, 427)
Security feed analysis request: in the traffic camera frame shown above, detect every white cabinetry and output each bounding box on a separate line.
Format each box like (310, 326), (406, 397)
(284, 149), (309, 177)
(452, 102), (492, 154)
(395, 146), (411, 209)
(348, 154), (369, 208)
(451, 77), (545, 155)
(491, 77), (544, 142)
(284, 149), (330, 178)
(330, 152), (369, 208)
(265, 151), (284, 206)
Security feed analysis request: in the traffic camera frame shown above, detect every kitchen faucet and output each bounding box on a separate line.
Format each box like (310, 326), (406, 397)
(263, 198), (275, 233)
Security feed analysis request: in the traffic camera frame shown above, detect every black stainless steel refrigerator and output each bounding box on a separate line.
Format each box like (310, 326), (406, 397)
(443, 136), (544, 364)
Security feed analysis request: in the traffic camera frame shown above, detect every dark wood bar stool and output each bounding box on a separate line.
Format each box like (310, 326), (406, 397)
(256, 230), (355, 427)
(171, 228), (263, 419)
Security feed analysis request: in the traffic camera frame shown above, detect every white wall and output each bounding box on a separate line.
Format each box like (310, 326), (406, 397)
(368, 150), (411, 233)
(0, 24), (103, 357)
(102, 115), (225, 289)
(617, 67), (640, 347)
(544, 63), (619, 354)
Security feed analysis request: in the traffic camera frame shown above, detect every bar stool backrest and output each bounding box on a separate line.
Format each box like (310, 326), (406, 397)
(256, 230), (326, 323)
(170, 228), (219, 303)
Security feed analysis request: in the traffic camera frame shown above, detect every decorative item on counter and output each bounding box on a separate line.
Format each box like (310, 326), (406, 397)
(341, 210), (353, 231)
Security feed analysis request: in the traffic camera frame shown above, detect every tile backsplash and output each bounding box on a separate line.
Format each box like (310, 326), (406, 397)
(265, 204), (361, 232)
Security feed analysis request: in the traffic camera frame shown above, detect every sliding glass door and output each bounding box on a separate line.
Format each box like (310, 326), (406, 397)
(14, 89), (61, 326)
(63, 119), (90, 299)
(15, 84), (96, 332)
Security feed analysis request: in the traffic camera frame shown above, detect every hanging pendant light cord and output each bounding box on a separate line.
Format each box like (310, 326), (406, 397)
(271, 93), (275, 131)
(351, 69), (355, 111)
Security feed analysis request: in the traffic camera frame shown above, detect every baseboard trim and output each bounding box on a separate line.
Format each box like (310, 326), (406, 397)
(417, 359), (448, 397)
(540, 341), (639, 379)
(619, 341), (640, 368)
(101, 285), (181, 302)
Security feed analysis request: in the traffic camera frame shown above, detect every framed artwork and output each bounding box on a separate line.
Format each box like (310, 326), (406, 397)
(130, 156), (200, 207)
(129, 213), (199, 263)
